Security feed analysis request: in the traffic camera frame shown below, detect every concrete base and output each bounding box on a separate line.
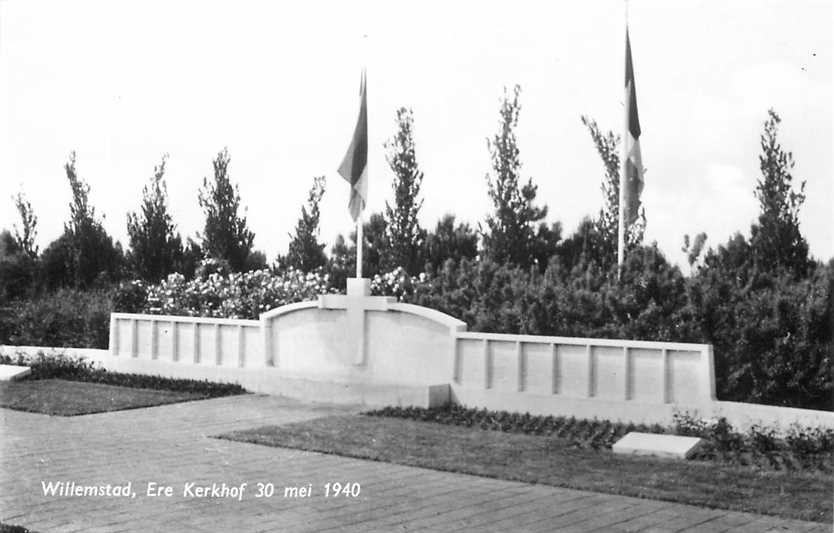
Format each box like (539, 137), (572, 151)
(255, 377), (450, 409)
(0, 364), (31, 381)
(450, 386), (691, 426)
(47, 352), (448, 409)
(346, 278), (371, 296)
(612, 432), (704, 459)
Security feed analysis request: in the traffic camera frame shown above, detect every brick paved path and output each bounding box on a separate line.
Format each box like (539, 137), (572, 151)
(1, 395), (829, 532)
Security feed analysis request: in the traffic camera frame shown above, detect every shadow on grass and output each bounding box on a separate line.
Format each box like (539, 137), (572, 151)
(218, 414), (832, 524)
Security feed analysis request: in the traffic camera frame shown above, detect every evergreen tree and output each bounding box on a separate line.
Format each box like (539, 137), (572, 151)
(0, 229), (34, 301)
(198, 148), (255, 272)
(423, 214), (478, 271)
(531, 221), (563, 271)
(243, 250), (268, 272)
(282, 176), (327, 272)
(481, 85), (547, 267)
(357, 212), (388, 276)
(328, 212), (387, 288)
(327, 234), (353, 290)
(554, 217), (605, 272)
(581, 116), (619, 264)
(175, 238), (204, 280)
(12, 191), (38, 259)
(0, 231), (21, 258)
(126, 155), (184, 282)
(61, 152), (123, 288)
(384, 107), (425, 274)
(750, 109), (810, 277)
(681, 232), (708, 268)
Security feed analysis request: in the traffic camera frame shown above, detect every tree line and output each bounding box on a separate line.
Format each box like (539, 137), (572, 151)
(0, 86), (817, 299)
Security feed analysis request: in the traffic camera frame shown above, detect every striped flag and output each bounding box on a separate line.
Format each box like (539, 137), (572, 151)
(623, 29), (643, 226)
(338, 70), (368, 221)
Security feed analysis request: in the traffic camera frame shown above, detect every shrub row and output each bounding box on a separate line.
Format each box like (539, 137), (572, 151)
(0, 288), (112, 349)
(2, 250), (831, 411)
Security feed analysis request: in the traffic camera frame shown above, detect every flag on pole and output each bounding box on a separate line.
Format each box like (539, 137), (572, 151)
(622, 29), (643, 227)
(338, 70), (368, 221)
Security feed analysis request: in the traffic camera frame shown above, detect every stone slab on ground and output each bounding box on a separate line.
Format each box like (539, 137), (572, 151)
(612, 431), (704, 459)
(0, 364), (30, 381)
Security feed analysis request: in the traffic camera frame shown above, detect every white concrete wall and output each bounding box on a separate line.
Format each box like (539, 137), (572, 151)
(367, 303), (465, 385)
(109, 314), (263, 368)
(452, 332), (716, 410)
(267, 305), (352, 376)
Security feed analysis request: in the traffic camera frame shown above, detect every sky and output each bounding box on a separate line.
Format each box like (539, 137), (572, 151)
(1, 0), (832, 269)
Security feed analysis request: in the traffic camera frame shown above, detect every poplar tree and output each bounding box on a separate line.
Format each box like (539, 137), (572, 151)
(198, 148), (255, 272)
(126, 155), (184, 282)
(282, 176), (327, 272)
(481, 85), (547, 267)
(424, 214), (478, 270)
(384, 107), (425, 274)
(750, 109), (810, 277)
(61, 152), (123, 287)
(12, 191), (38, 259)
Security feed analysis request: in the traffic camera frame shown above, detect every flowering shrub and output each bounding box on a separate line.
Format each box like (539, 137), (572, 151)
(370, 267), (430, 301)
(113, 280), (148, 313)
(122, 261), (434, 319)
(137, 266), (337, 319)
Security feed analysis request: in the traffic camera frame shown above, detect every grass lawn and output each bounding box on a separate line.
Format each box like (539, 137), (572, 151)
(219, 414), (833, 524)
(0, 379), (210, 416)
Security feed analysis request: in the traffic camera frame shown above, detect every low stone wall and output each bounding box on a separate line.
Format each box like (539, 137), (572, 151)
(109, 314), (263, 368)
(453, 332), (714, 403)
(449, 332), (722, 426)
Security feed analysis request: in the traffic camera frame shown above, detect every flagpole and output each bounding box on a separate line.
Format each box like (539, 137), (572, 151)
(337, 38), (369, 284)
(356, 34), (367, 280)
(618, 149), (626, 280)
(356, 214), (363, 278)
(618, 2), (628, 280)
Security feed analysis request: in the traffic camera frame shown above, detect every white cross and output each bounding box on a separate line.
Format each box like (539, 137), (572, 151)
(318, 280), (394, 366)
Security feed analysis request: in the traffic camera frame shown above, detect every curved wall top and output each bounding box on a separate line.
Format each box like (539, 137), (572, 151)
(259, 301), (319, 321)
(257, 295), (468, 334)
(388, 303), (467, 332)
